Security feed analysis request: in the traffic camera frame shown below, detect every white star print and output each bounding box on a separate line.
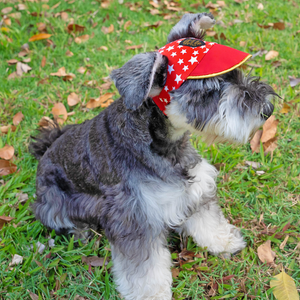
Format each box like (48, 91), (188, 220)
(177, 45), (183, 48)
(178, 59), (184, 65)
(181, 49), (187, 54)
(175, 74), (182, 84)
(164, 86), (169, 92)
(203, 48), (209, 53)
(171, 52), (177, 57)
(172, 87), (176, 90)
(193, 50), (199, 55)
(183, 65), (189, 71)
(164, 99), (168, 103)
(167, 45), (174, 51)
(189, 56), (198, 64)
(168, 64), (174, 74)
(200, 45), (206, 49)
(209, 42), (215, 45)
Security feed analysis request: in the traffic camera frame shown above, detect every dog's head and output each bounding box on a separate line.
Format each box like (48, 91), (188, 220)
(111, 13), (278, 145)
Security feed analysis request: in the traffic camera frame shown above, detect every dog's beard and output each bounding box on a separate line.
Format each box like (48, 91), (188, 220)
(166, 82), (271, 145)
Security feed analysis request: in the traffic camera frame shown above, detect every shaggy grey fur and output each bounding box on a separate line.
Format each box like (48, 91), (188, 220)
(30, 12), (277, 300)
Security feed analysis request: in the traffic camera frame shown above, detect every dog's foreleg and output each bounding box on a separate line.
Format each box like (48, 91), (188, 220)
(111, 235), (172, 300)
(178, 200), (246, 258)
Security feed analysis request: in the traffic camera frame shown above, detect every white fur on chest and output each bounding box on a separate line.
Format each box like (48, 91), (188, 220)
(138, 159), (218, 229)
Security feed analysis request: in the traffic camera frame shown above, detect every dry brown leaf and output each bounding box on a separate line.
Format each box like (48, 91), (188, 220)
(13, 111), (24, 125)
(0, 145), (14, 160)
(150, 9), (160, 15)
(261, 115), (279, 143)
(51, 1), (61, 9)
(62, 73), (76, 81)
(205, 1), (218, 9)
(288, 76), (300, 88)
(265, 50), (279, 61)
(171, 268), (180, 278)
(217, 0), (226, 7)
(86, 93), (114, 109)
(7, 59), (19, 65)
(50, 67), (67, 77)
(100, 82), (112, 90)
(279, 235), (289, 250)
(263, 137), (278, 154)
(250, 130), (263, 153)
(67, 92), (80, 106)
(28, 291), (39, 300)
(245, 161), (261, 169)
(125, 44), (143, 50)
(9, 254), (23, 266)
(37, 23), (46, 32)
(23, 58), (31, 63)
(1, 7), (13, 14)
(0, 160), (17, 176)
(257, 23), (273, 29)
(52, 103), (68, 124)
(66, 50), (73, 57)
(257, 3), (264, 10)
(9, 12), (21, 19)
(124, 20), (132, 30)
(257, 240), (275, 264)
(273, 22), (285, 30)
(61, 12), (68, 21)
(149, 1), (159, 8)
(101, 24), (114, 34)
(82, 256), (108, 267)
(74, 34), (89, 44)
(280, 103), (291, 114)
(0, 125), (16, 134)
(97, 46), (108, 51)
(16, 62), (32, 76)
(38, 116), (55, 128)
(239, 41), (246, 47)
(0, 215), (14, 230)
(271, 60), (282, 68)
(17, 4), (27, 10)
(41, 56), (46, 68)
(77, 66), (91, 74)
(7, 72), (19, 80)
(206, 30), (216, 37)
(29, 33), (52, 42)
(101, 1), (110, 8)
(143, 21), (163, 28)
(3, 17), (12, 26)
(67, 23), (85, 33)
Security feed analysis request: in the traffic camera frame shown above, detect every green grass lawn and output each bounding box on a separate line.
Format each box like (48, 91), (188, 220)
(0, 0), (300, 299)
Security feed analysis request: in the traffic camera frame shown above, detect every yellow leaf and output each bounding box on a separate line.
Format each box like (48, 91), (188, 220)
(29, 33), (52, 42)
(270, 270), (299, 300)
(280, 103), (291, 114)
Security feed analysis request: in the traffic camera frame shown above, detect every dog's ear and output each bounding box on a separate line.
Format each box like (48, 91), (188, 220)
(111, 52), (168, 110)
(167, 13), (215, 43)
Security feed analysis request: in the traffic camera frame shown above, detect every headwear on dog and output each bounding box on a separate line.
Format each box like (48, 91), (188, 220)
(152, 38), (252, 114)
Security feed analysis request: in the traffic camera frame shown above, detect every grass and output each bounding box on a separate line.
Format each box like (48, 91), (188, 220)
(0, 0), (300, 299)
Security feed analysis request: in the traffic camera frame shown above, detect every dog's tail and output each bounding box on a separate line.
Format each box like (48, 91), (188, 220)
(29, 121), (65, 160)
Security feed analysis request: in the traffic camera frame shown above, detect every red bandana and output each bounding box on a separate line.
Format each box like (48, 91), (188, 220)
(152, 38), (252, 114)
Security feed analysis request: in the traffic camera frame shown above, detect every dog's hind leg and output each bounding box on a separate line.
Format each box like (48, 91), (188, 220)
(111, 234), (172, 300)
(33, 185), (75, 235)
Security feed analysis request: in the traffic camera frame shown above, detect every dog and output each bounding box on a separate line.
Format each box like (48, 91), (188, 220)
(30, 13), (277, 300)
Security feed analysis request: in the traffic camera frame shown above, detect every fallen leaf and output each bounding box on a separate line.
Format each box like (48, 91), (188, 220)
(124, 20), (132, 30)
(38, 116), (55, 128)
(82, 256), (108, 267)
(86, 93), (114, 109)
(9, 254), (23, 266)
(7, 59), (19, 65)
(97, 46), (108, 51)
(171, 268), (180, 278)
(250, 130), (263, 153)
(17, 3), (27, 10)
(16, 192), (29, 204)
(143, 21), (163, 28)
(41, 56), (46, 68)
(3, 17), (12, 26)
(261, 115), (279, 143)
(74, 34), (89, 44)
(50, 67), (67, 77)
(273, 22), (285, 30)
(67, 92), (80, 106)
(101, 1), (110, 8)
(263, 137), (278, 155)
(271, 60), (281, 68)
(0, 215), (14, 230)
(245, 161), (261, 169)
(77, 66), (90, 74)
(28, 291), (39, 300)
(206, 30), (216, 37)
(265, 50), (279, 61)
(150, 9), (160, 15)
(0, 160), (17, 176)
(16, 62), (32, 76)
(270, 270), (299, 300)
(217, 0), (226, 7)
(100, 82), (112, 90)
(257, 240), (275, 264)
(52, 103), (68, 124)
(239, 41), (246, 47)
(125, 44), (143, 50)
(9, 12), (21, 19)
(0, 145), (15, 162)
(149, 1), (159, 8)
(29, 33), (52, 42)
(206, 1), (218, 9)
(37, 22), (46, 32)
(1, 7), (13, 14)
(62, 73), (76, 81)
(101, 24), (114, 34)
(0, 125), (16, 134)
(23, 58), (31, 63)
(66, 50), (73, 56)
(280, 103), (291, 114)
(13, 111), (24, 125)
(257, 3), (264, 10)
(61, 12), (68, 21)
(257, 23), (273, 29)
(67, 23), (85, 33)
(51, 1), (61, 9)
(288, 76), (300, 88)
(279, 235), (289, 250)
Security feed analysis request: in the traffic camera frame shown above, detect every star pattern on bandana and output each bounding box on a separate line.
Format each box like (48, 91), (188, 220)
(155, 38), (216, 114)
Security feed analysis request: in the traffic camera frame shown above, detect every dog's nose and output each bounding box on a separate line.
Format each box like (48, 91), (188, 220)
(261, 102), (274, 120)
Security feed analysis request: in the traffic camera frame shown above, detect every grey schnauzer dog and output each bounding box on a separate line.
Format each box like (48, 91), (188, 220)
(30, 13), (276, 300)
